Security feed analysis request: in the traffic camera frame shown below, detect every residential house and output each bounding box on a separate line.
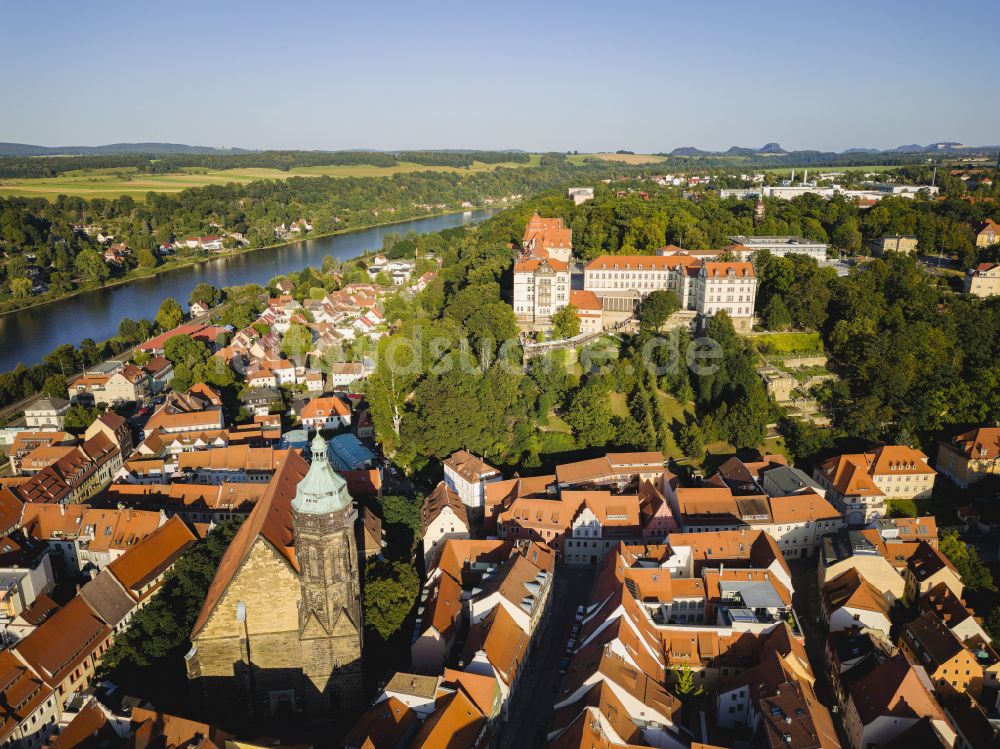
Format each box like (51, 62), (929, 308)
(141, 407), (224, 439)
(23, 399), (70, 432)
(974, 218), (1000, 247)
(358, 506), (385, 561)
(818, 529), (910, 601)
(919, 583), (990, 644)
(177, 446), (290, 484)
(963, 263), (1000, 297)
(6, 432), (74, 476)
(241, 387), (281, 417)
(0, 650), (61, 749)
(937, 426), (1000, 487)
(841, 653), (954, 749)
(328, 362), (365, 389)
(903, 541), (964, 600)
(189, 300), (210, 318)
(442, 450), (502, 521)
(12, 597), (112, 710)
(554, 451), (665, 493)
(898, 610), (997, 700)
(84, 412), (132, 456)
(821, 568), (892, 638)
(813, 446), (936, 525)
(142, 356), (174, 393)
(299, 396), (351, 430)
(421, 482), (471, 569)
(0, 533), (55, 619)
(871, 235), (918, 256)
(551, 647), (684, 748)
(104, 515), (196, 615)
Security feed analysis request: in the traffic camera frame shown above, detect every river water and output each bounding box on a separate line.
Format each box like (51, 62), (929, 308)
(0, 208), (497, 371)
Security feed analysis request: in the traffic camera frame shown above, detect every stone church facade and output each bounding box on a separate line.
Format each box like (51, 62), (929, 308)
(185, 434), (364, 717)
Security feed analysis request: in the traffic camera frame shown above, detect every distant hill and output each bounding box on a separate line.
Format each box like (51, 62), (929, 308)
(0, 142), (256, 157)
(665, 141), (997, 159)
(669, 146), (712, 157)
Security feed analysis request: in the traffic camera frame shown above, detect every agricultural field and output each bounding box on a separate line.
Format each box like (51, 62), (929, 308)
(568, 152), (667, 165)
(0, 156), (540, 200)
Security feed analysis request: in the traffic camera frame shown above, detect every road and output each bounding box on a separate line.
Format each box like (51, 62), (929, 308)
(499, 565), (594, 749)
(789, 559), (852, 749)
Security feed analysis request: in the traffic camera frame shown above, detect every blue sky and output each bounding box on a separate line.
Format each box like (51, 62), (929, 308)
(3, 0), (997, 152)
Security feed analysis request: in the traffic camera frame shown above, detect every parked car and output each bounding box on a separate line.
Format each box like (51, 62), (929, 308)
(565, 639), (576, 653)
(558, 657), (570, 674)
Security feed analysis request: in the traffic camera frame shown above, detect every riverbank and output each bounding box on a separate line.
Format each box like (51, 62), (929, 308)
(0, 208), (500, 373)
(0, 205), (501, 319)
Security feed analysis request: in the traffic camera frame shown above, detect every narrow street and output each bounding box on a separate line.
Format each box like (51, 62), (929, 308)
(789, 559), (852, 749)
(499, 565), (594, 749)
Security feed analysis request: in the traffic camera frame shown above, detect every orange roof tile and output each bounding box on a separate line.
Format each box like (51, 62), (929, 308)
(107, 515), (197, 596)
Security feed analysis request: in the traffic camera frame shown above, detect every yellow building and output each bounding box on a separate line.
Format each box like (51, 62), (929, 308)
(871, 234), (918, 256)
(964, 262), (1000, 297)
(937, 427), (1000, 487)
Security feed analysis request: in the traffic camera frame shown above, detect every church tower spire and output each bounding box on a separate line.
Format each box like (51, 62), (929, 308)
(291, 432), (364, 712)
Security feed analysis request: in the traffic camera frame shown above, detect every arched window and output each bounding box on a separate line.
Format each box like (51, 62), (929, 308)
(308, 546), (320, 579)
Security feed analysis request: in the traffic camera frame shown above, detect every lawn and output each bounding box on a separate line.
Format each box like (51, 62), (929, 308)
(608, 391), (629, 418)
(0, 157), (539, 200)
(541, 410), (572, 434)
(752, 332), (824, 355)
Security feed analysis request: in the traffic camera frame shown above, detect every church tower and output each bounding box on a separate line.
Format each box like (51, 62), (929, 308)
(754, 195), (766, 227)
(291, 432), (364, 713)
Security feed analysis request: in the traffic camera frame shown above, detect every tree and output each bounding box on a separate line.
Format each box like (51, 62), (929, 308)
(9, 277), (31, 299)
(189, 283), (222, 308)
(831, 217), (862, 254)
(100, 520), (242, 684)
(162, 334), (210, 368)
(939, 531), (997, 592)
(75, 248), (109, 285)
(637, 290), (680, 331)
(564, 381), (615, 447)
(281, 323), (314, 362)
(363, 559), (419, 641)
(42, 374), (67, 398)
(678, 421), (705, 459)
(760, 295), (792, 331)
(137, 248), (158, 268)
(64, 404), (100, 432)
(986, 607), (1000, 646)
(155, 297), (184, 331)
(552, 305), (581, 340)
(670, 665), (704, 697)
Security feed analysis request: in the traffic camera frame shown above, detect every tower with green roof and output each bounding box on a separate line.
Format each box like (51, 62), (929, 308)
(292, 431), (364, 712)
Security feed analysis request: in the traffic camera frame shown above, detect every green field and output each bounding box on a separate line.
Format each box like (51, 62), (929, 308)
(0, 156), (541, 200)
(752, 331), (824, 355)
